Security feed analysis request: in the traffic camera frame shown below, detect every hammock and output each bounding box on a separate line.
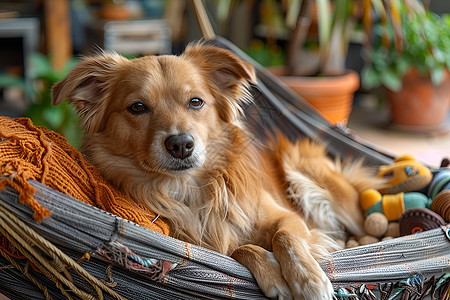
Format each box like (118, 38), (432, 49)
(0, 180), (449, 300)
(1, 3), (450, 299)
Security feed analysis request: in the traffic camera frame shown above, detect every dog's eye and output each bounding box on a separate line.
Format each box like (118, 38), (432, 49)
(128, 102), (148, 115)
(188, 98), (205, 109)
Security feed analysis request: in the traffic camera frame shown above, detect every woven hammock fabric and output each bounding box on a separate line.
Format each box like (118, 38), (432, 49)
(0, 182), (265, 299)
(1, 181), (450, 299)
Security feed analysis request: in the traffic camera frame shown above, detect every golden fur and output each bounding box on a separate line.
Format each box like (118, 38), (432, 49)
(52, 44), (380, 299)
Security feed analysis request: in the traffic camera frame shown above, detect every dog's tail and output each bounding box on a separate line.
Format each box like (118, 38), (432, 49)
(271, 134), (384, 238)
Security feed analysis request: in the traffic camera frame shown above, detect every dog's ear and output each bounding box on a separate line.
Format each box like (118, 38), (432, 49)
(51, 53), (128, 133)
(182, 44), (256, 122)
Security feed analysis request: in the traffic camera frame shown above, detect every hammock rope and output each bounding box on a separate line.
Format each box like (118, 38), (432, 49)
(0, 247), (55, 300)
(0, 200), (127, 300)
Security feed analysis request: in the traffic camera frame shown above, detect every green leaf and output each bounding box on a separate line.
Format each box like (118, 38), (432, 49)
(0, 74), (25, 88)
(361, 67), (381, 90)
(396, 57), (411, 75)
(285, 0), (302, 28)
(430, 67), (444, 86)
(316, 0), (331, 50)
(432, 48), (446, 64)
(29, 53), (53, 79)
(43, 107), (65, 129)
(381, 70), (402, 92)
(371, 0), (386, 18)
(444, 14), (450, 27)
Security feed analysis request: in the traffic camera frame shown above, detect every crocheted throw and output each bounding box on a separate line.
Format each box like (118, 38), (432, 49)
(0, 116), (169, 235)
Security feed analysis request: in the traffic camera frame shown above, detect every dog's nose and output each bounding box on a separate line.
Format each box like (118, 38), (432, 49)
(164, 134), (195, 159)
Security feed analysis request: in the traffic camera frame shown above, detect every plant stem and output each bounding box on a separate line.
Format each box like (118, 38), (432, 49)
(286, 0), (312, 76)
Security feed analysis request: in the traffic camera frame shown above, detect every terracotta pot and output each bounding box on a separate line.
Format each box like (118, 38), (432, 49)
(98, 4), (131, 20)
(385, 69), (450, 129)
(274, 70), (360, 125)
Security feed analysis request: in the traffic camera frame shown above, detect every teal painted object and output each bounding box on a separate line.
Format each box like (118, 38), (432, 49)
(428, 170), (450, 199)
(364, 190), (432, 221)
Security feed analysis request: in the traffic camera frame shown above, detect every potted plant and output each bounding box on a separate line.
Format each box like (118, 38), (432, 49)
(362, 3), (450, 129)
(247, 0), (363, 126)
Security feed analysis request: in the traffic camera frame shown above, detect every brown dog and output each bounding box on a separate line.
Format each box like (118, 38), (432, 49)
(52, 44), (379, 299)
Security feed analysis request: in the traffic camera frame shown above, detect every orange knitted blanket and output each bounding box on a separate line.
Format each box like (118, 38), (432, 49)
(0, 116), (169, 235)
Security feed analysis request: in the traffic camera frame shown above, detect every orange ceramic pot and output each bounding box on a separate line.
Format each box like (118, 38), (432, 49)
(98, 4), (131, 20)
(275, 70), (360, 125)
(385, 69), (450, 129)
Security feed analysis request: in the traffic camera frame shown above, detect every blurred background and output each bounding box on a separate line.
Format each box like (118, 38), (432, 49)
(0, 0), (449, 166)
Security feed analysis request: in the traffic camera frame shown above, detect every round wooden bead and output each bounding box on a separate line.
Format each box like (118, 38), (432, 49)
(358, 235), (379, 245)
(364, 212), (388, 237)
(336, 239), (346, 249)
(385, 222), (400, 238)
(345, 239), (360, 249)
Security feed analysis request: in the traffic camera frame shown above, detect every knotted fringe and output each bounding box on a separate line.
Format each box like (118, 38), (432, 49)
(97, 241), (177, 282)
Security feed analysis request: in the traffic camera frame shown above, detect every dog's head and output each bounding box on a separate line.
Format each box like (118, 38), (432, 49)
(52, 44), (256, 175)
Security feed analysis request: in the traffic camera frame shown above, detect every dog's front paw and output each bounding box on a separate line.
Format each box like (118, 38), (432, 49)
(273, 231), (334, 300)
(231, 241), (334, 300)
(257, 250), (333, 300)
(289, 267), (333, 300)
(257, 251), (292, 299)
(255, 251), (333, 300)
(231, 245), (292, 299)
